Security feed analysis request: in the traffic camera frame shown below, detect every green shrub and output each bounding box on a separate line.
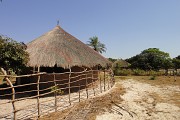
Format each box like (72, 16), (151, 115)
(149, 75), (156, 80)
(50, 85), (64, 95)
(114, 69), (132, 76)
(132, 69), (146, 76)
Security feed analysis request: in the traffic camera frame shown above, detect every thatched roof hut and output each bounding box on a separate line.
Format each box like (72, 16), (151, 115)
(26, 25), (110, 69)
(113, 59), (130, 68)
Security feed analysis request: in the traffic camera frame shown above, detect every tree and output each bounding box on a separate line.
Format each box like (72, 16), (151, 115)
(0, 35), (29, 73)
(126, 48), (172, 71)
(172, 55), (180, 70)
(87, 36), (106, 54)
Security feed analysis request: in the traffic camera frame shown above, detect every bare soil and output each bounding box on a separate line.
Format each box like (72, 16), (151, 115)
(40, 83), (125, 120)
(41, 76), (180, 120)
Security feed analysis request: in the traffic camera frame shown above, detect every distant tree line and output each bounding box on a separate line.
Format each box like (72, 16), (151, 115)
(109, 48), (180, 75)
(126, 48), (172, 70)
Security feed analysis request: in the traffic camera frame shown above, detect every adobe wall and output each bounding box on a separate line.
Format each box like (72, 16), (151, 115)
(30, 66), (99, 94)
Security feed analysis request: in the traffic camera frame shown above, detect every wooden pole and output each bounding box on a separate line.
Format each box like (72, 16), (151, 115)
(8, 79), (16, 120)
(91, 70), (95, 96)
(68, 67), (71, 105)
(1, 68), (16, 120)
(104, 70), (106, 91)
(99, 71), (102, 93)
(111, 73), (114, 88)
(107, 71), (110, 90)
(174, 70), (177, 82)
(37, 67), (40, 118)
(86, 73), (88, 99)
(53, 73), (57, 112)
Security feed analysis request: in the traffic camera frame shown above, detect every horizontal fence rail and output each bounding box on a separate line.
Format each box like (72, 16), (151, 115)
(0, 70), (115, 120)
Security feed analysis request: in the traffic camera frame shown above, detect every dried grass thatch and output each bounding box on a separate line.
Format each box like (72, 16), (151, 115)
(26, 26), (110, 68)
(113, 59), (130, 68)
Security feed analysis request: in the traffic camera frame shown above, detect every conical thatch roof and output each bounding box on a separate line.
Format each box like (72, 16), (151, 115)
(26, 25), (110, 68)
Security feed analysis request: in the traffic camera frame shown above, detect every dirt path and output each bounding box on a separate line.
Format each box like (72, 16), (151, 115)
(41, 77), (180, 120)
(96, 79), (180, 120)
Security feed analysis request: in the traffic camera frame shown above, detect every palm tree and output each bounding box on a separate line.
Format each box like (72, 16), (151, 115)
(87, 36), (106, 54)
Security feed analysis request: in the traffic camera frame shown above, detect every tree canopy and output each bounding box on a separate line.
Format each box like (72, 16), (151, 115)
(87, 36), (106, 54)
(126, 48), (172, 70)
(0, 35), (29, 73)
(172, 55), (180, 69)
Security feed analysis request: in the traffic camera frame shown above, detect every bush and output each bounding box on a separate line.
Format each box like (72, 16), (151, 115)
(132, 69), (146, 76)
(149, 75), (156, 80)
(114, 69), (132, 76)
(50, 86), (64, 95)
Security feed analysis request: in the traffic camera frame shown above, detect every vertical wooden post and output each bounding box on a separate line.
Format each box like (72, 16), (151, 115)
(86, 73), (88, 99)
(107, 71), (110, 90)
(104, 70), (106, 91)
(53, 73), (57, 112)
(111, 72), (114, 88)
(68, 67), (71, 105)
(37, 67), (40, 118)
(99, 71), (102, 93)
(8, 79), (16, 120)
(91, 70), (95, 96)
(1, 68), (16, 120)
(174, 70), (177, 82)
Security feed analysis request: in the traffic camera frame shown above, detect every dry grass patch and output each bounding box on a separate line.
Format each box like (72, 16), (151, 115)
(118, 76), (180, 86)
(117, 75), (180, 107)
(40, 83), (125, 120)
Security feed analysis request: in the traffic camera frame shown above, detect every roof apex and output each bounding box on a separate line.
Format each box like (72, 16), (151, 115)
(26, 25), (111, 68)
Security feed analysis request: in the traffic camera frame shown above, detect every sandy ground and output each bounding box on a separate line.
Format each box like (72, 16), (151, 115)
(2, 77), (179, 120)
(0, 82), (110, 120)
(96, 79), (180, 120)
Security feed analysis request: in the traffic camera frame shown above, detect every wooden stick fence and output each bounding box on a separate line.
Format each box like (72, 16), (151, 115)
(0, 69), (114, 120)
(37, 67), (40, 119)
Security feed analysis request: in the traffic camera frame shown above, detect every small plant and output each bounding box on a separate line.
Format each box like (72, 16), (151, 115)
(149, 75), (156, 80)
(50, 85), (64, 95)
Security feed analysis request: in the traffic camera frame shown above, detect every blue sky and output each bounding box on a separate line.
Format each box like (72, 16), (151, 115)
(0, 0), (180, 59)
